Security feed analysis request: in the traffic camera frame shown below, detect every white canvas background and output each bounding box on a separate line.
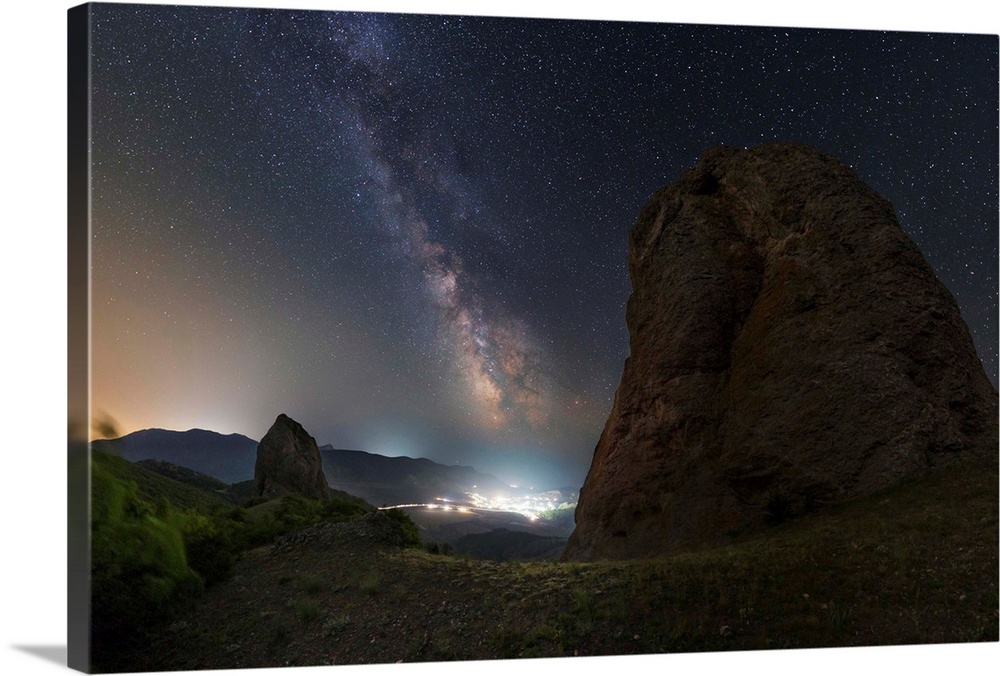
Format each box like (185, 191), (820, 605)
(2, 1), (997, 675)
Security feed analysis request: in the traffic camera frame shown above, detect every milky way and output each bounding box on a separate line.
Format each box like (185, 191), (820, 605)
(88, 4), (998, 487)
(343, 79), (549, 431)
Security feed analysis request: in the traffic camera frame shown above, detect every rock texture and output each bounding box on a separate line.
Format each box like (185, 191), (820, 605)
(563, 142), (998, 561)
(254, 414), (332, 500)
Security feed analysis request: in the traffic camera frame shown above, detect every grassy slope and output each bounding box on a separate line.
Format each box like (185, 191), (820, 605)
(92, 450), (233, 511)
(127, 462), (997, 671)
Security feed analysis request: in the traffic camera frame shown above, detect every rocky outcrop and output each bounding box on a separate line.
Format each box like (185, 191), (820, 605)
(563, 142), (998, 561)
(254, 414), (332, 500)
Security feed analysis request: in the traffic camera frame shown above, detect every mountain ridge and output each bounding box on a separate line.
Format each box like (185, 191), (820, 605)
(90, 427), (517, 507)
(319, 445), (512, 506)
(90, 428), (258, 484)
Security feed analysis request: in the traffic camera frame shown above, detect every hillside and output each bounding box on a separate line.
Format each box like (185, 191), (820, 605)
(319, 446), (512, 506)
(91, 428), (257, 484)
(93, 451), (233, 511)
(119, 462), (997, 671)
(136, 459), (230, 493)
(89, 429), (518, 507)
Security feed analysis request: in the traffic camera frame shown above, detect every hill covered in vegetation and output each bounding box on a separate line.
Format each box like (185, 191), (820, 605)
(91, 454), (997, 672)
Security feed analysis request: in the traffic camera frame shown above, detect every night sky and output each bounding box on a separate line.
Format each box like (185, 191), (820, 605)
(89, 2), (998, 489)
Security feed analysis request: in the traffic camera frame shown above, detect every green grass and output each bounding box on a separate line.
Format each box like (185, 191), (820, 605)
(292, 597), (320, 623)
(89, 450), (383, 670)
(466, 463), (998, 656)
(106, 459), (998, 670)
(298, 575), (326, 595)
(358, 569), (381, 595)
(93, 450), (232, 511)
(322, 614), (351, 636)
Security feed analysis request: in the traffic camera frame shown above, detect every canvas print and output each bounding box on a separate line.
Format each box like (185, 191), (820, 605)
(67, 2), (999, 673)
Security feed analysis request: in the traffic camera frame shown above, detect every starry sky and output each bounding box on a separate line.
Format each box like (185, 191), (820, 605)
(88, 2), (998, 489)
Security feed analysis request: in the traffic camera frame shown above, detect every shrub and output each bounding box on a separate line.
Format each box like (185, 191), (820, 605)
(382, 508), (422, 547)
(273, 493), (370, 532)
(323, 615), (351, 635)
(90, 458), (204, 669)
(293, 597), (320, 622)
(298, 575), (325, 595)
(359, 570), (380, 595)
(181, 512), (236, 586)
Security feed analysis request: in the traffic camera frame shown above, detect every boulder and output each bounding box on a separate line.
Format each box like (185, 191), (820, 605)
(563, 142), (998, 561)
(254, 414), (332, 500)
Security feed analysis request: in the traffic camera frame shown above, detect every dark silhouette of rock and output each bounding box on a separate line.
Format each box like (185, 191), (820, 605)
(563, 142), (998, 561)
(254, 414), (332, 500)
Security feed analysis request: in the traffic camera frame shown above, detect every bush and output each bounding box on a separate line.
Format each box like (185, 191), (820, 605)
(381, 508), (421, 547)
(358, 569), (380, 595)
(90, 458), (204, 669)
(231, 493), (371, 550)
(274, 493), (370, 531)
(181, 512), (236, 586)
(298, 575), (325, 595)
(89, 456), (376, 669)
(293, 597), (320, 622)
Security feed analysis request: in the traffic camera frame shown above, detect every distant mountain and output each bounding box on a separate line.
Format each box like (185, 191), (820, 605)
(319, 446), (511, 506)
(91, 428), (257, 484)
(89, 428), (515, 507)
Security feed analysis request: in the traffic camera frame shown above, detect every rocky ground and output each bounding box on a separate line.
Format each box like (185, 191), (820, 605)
(123, 465), (998, 672)
(130, 512), (611, 670)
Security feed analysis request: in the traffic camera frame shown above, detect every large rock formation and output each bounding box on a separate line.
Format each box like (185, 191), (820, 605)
(254, 414), (332, 500)
(563, 142), (998, 561)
